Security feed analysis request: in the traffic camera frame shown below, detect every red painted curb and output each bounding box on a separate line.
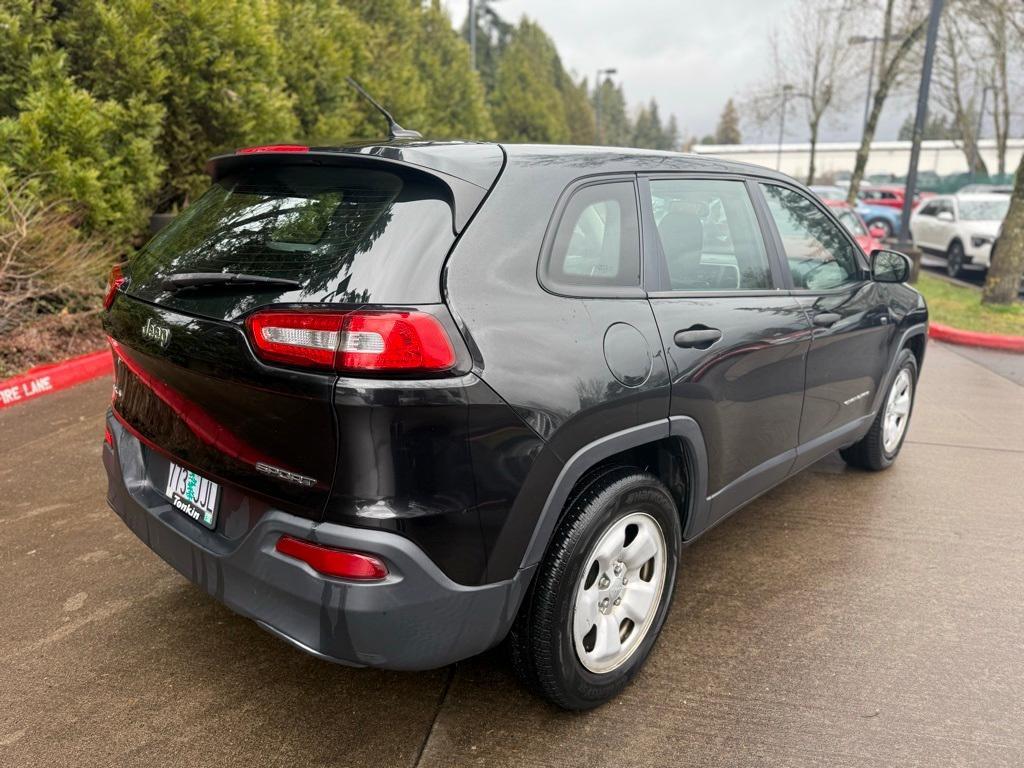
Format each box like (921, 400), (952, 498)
(929, 322), (1024, 353)
(0, 349), (112, 410)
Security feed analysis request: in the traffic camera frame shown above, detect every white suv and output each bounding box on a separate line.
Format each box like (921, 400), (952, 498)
(910, 193), (1010, 277)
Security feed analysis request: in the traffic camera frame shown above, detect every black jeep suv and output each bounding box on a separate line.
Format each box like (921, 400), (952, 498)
(102, 141), (927, 709)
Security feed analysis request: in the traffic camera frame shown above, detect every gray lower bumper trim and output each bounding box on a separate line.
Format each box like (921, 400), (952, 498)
(103, 416), (534, 671)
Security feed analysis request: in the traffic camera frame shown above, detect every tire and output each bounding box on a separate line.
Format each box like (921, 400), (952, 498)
(840, 349), (918, 471)
(946, 240), (965, 278)
(508, 468), (681, 710)
(869, 218), (893, 239)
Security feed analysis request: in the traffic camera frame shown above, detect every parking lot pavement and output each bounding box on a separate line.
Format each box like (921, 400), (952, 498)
(2, 342), (1022, 767)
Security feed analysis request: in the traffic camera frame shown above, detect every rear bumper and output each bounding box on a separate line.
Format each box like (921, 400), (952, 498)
(103, 415), (534, 670)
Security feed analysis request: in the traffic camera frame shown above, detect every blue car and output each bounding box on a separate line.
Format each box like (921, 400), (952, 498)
(855, 202), (901, 238)
(808, 186), (900, 238)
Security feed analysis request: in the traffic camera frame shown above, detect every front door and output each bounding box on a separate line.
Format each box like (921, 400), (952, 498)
(641, 176), (812, 534)
(756, 182), (893, 471)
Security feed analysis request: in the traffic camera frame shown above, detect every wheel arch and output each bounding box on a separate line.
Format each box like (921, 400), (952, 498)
(519, 417), (711, 572)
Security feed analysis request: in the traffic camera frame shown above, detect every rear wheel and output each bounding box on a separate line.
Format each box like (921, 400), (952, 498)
(840, 349), (917, 471)
(946, 240), (965, 278)
(508, 469), (680, 710)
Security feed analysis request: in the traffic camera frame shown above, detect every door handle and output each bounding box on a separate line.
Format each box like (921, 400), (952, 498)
(674, 327), (722, 349)
(812, 313), (841, 327)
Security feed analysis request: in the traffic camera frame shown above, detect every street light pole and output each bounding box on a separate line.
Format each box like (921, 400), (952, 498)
(468, 0), (477, 71)
(898, 0), (944, 247)
(776, 84), (793, 171)
(594, 67), (617, 144)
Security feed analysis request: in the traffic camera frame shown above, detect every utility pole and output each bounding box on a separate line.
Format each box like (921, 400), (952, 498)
(594, 67), (617, 144)
(776, 84), (793, 172)
(468, 0), (477, 71)
(898, 0), (944, 247)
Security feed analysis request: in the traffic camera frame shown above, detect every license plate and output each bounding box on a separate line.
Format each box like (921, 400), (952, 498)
(165, 462), (220, 529)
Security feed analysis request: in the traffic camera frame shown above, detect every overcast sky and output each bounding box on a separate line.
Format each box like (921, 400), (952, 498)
(444, 0), (917, 144)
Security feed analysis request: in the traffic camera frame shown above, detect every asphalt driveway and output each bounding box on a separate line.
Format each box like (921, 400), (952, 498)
(2, 342), (1022, 767)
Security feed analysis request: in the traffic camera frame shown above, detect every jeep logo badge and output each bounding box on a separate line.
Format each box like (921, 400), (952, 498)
(141, 317), (171, 347)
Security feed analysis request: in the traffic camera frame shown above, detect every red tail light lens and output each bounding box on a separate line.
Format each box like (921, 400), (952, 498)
(246, 310), (456, 373)
(104, 425), (114, 447)
(276, 535), (388, 580)
(236, 144), (309, 154)
(103, 265), (125, 310)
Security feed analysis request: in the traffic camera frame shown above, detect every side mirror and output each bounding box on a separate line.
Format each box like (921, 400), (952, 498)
(937, 210), (954, 222)
(869, 225), (887, 239)
(871, 249), (911, 283)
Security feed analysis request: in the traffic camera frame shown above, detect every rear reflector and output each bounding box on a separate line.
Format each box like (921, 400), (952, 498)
(104, 425), (113, 447)
(103, 265), (125, 310)
(275, 535), (388, 580)
(246, 310), (456, 373)
(236, 144), (309, 154)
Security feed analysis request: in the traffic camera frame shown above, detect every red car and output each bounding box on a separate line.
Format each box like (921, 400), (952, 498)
(858, 185), (931, 211)
(826, 200), (884, 254)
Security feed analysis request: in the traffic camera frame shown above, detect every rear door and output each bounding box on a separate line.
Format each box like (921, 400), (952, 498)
(911, 200), (940, 249)
(640, 175), (812, 533)
(756, 182), (893, 469)
(105, 160), (464, 519)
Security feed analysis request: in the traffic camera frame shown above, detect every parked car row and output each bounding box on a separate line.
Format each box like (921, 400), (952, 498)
(809, 184), (1013, 279)
(909, 194), (1010, 277)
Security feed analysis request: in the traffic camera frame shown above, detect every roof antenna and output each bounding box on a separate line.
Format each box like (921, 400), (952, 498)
(346, 77), (422, 140)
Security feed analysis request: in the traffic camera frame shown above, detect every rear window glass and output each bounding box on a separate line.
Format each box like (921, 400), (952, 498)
(127, 165), (455, 319)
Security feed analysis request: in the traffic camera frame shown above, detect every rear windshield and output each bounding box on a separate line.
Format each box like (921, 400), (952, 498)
(127, 165), (455, 319)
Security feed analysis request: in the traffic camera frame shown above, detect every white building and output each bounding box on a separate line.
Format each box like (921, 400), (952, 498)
(691, 138), (1023, 182)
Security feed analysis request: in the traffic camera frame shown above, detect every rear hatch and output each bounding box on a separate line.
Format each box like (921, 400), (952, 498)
(105, 151), (495, 521)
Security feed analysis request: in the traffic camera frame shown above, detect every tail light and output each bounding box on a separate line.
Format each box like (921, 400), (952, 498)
(246, 310), (456, 373)
(103, 265), (126, 310)
(275, 535), (388, 580)
(104, 425), (114, 447)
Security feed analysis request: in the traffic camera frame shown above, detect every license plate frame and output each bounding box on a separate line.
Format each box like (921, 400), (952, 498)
(165, 462), (220, 530)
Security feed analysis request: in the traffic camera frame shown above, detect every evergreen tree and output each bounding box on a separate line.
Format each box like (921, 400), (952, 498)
(461, 0), (514, 95)
(559, 73), (596, 145)
(412, 1), (492, 139)
(0, 52), (163, 236)
(157, 0), (298, 206)
(897, 112), (959, 141)
(714, 99), (741, 144)
(490, 19), (570, 142)
(274, 0), (369, 143)
(54, 0), (167, 105)
(593, 77), (630, 145)
(664, 114), (680, 151)
(0, 0), (57, 118)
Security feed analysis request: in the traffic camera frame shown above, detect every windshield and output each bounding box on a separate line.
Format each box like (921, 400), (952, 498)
(127, 165), (455, 319)
(835, 209), (867, 236)
(959, 199), (1010, 221)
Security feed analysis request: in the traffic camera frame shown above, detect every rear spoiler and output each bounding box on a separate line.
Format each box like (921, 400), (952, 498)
(205, 143), (505, 232)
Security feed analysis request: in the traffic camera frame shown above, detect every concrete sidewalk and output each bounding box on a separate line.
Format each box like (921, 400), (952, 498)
(1, 342), (1022, 767)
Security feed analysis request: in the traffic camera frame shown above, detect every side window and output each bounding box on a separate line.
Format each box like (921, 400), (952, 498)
(648, 178), (773, 291)
(919, 202), (938, 216)
(544, 181), (640, 293)
(760, 184), (862, 291)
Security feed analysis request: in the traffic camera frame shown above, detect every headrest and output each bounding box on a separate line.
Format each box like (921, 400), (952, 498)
(658, 211), (703, 256)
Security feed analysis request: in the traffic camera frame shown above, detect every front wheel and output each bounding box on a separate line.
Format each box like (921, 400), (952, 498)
(841, 349), (918, 471)
(946, 240), (965, 278)
(508, 469), (680, 710)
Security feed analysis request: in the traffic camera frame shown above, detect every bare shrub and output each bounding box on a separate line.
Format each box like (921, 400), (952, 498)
(0, 177), (116, 336)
